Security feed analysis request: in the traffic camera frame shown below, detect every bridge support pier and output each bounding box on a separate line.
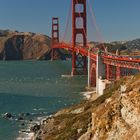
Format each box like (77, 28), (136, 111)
(106, 64), (110, 80)
(116, 66), (121, 80)
(106, 65), (115, 81)
(90, 61), (96, 87)
(107, 65), (121, 80)
(51, 17), (60, 60)
(71, 0), (87, 75)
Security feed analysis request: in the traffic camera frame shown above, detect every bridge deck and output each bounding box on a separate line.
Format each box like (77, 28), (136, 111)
(53, 43), (140, 70)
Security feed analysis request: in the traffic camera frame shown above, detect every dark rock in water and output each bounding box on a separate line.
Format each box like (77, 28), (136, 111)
(21, 123), (25, 126)
(30, 119), (33, 122)
(17, 116), (24, 121)
(30, 124), (41, 133)
(2, 112), (13, 119)
(25, 113), (31, 116)
(18, 113), (25, 117)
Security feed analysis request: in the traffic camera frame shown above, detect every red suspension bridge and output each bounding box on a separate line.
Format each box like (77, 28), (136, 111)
(51, 0), (140, 91)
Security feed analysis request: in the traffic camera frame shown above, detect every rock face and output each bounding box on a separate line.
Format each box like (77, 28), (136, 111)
(32, 74), (140, 140)
(0, 30), (52, 60)
(91, 75), (140, 140)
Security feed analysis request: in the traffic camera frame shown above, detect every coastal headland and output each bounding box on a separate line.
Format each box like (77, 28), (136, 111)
(28, 74), (140, 140)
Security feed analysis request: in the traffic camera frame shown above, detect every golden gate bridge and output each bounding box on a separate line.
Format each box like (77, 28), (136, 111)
(51, 0), (140, 93)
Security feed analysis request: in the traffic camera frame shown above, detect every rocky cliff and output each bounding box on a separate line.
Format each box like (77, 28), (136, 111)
(0, 30), (51, 60)
(91, 74), (140, 140)
(33, 73), (140, 140)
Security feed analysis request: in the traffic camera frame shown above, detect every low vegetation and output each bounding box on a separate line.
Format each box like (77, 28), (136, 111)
(35, 76), (131, 140)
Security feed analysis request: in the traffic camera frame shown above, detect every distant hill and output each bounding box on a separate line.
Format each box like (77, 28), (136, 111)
(90, 38), (140, 54)
(109, 39), (140, 52)
(124, 38), (140, 50)
(0, 29), (52, 60)
(0, 29), (140, 60)
(0, 29), (69, 60)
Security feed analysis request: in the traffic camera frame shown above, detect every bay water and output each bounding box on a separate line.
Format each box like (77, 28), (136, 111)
(0, 61), (87, 140)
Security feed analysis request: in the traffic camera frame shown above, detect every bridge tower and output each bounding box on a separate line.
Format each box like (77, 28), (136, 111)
(51, 17), (59, 60)
(72, 0), (87, 75)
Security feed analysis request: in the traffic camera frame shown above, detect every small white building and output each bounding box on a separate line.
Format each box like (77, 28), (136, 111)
(97, 78), (111, 96)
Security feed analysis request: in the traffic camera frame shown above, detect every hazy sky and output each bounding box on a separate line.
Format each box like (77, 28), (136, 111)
(0, 0), (140, 42)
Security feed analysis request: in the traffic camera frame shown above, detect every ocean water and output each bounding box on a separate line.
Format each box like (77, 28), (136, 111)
(0, 61), (87, 140)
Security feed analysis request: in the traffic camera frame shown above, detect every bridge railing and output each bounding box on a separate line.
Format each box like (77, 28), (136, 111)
(102, 54), (140, 63)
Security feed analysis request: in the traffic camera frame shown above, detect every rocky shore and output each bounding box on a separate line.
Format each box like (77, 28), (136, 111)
(22, 73), (140, 140)
(1, 111), (49, 140)
(20, 89), (108, 140)
(16, 116), (51, 140)
(14, 90), (97, 140)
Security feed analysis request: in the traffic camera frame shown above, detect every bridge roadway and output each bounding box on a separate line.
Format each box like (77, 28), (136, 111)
(53, 42), (140, 70)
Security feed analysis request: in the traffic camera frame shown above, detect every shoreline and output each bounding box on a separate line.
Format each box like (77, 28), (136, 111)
(16, 115), (52, 140)
(17, 90), (97, 140)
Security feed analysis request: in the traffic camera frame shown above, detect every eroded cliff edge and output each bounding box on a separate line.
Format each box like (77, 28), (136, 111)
(91, 74), (140, 140)
(34, 74), (140, 140)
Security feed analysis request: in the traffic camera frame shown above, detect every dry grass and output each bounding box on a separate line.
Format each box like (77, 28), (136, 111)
(39, 73), (140, 140)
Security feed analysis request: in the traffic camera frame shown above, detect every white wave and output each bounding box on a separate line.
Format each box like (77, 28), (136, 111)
(16, 132), (34, 140)
(80, 91), (95, 99)
(61, 75), (73, 78)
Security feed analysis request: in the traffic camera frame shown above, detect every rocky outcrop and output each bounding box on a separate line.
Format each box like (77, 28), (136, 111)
(0, 30), (53, 60)
(33, 74), (140, 140)
(2, 112), (13, 119)
(91, 74), (140, 140)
